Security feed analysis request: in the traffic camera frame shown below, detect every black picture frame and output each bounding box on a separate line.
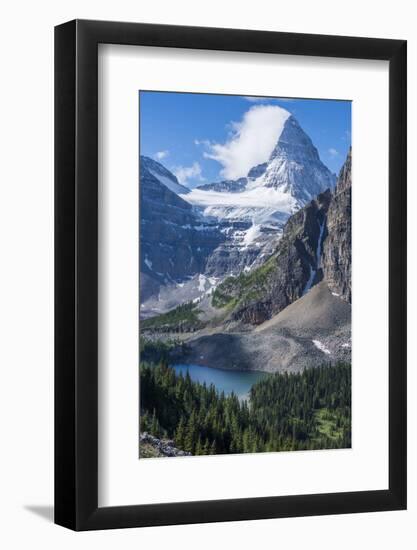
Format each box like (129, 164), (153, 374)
(55, 19), (407, 531)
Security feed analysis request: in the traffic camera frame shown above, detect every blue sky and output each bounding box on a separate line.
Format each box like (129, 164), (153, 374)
(139, 91), (351, 188)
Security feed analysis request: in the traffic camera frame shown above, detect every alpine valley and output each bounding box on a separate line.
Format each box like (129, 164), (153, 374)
(139, 102), (352, 457)
(140, 111), (351, 371)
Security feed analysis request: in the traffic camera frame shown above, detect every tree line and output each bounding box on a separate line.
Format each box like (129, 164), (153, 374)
(140, 361), (351, 456)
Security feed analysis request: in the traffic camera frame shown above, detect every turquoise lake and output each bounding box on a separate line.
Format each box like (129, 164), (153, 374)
(172, 364), (268, 401)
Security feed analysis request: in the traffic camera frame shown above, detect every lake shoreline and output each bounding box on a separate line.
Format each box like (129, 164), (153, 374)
(171, 363), (269, 401)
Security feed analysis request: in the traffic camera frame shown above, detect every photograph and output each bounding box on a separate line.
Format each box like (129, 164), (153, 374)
(0, 0), (410, 542)
(139, 91), (352, 458)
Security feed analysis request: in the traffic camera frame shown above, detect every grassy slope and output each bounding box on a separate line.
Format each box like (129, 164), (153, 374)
(141, 301), (204, 331)
(211, 256), (276, 309)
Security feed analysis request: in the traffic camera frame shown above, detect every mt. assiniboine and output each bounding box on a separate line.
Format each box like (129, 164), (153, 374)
(195, 114), (335, 205)
(140, 111), (337, 316)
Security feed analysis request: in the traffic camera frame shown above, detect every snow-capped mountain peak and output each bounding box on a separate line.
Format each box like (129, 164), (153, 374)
(139, 116), (339, 311)
(245, 115), (336, 203)
(187, 114), (335, 224)
(140, 155), (190, 195)
(270, 115), (320, 164)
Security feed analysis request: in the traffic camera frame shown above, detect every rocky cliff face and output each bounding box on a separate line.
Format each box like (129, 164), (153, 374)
(140, 155), (190, 195)
(140, 120), (346, 315)
(212, 148), (352, 325)
(322, 148), (352, 303)
(197, 177), (247, 193)
(140, 158), (224, 302)
(184, 113), (336, 279)
(213, 190), (332, 325)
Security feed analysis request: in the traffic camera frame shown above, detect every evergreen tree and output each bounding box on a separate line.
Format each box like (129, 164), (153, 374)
(184, 411), (198, 454)
(174, 417), (186, 449)
(150, 409), (160, 437)
(195, 436), (203, 456)
(140, 358), (351, 456)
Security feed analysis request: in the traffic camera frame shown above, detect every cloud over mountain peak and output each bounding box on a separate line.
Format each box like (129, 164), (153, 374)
(203, 105), (291, 180)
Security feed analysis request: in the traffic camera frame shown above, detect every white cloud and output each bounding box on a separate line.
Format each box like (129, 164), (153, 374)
(154, 150), (169, 160)
(328, 148), (339, 157)
(204, 105), (290, 179)
(173, 162), (205, 186)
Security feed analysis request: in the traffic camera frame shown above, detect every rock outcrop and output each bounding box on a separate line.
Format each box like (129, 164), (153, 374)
(212, 190), (332, 325)
(211, 148), (352, 325)
(140, 432), (191, 458)
(182, 282), (351, 373)
(197, 177), (247, 193)
(140, 155), (190, 195)
(322, 148), (352, 303)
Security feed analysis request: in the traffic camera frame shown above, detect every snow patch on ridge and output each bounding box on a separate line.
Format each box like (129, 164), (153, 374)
(198, 274), (207, 292)
(242, 223), (262, 248)
(148, 169), (188, 195)
(312, 340), (331, 354)
(144, 256), (153, 270)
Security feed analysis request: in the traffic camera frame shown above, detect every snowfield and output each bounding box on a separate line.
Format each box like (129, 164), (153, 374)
(312, 339), (332, 355)
(184, 186), (297, 224)
(241, 223), (262, 248)
(186, 186), (297, 211)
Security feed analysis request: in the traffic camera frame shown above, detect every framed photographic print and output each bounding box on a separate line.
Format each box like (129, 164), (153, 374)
(55, 20), (407, 530)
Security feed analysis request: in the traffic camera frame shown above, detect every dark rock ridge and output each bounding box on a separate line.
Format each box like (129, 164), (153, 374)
(213, 148), (352, 325)
(140, 157), (224, 302)
(140, 155), (190, 194)
(322, 148), (352, 303)
(247, 162), (268, 179)
(197, 177), (247, 193)
(214, 190), (332, 325)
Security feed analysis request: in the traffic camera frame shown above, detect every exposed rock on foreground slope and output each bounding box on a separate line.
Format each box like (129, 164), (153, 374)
(139, 432), (191, 458)
(175, 282), (351, 373)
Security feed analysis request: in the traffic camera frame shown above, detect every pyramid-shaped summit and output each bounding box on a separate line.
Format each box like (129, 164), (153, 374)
(247, 115), (336, 204)
(270, 115), (320, 164)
